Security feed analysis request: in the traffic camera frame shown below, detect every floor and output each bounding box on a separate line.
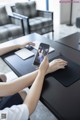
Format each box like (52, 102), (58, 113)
(0, 24), (80, 120)
(43, 24), (80, 41)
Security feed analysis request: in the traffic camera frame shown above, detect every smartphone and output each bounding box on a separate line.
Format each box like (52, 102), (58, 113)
(33, 43), (49, 66)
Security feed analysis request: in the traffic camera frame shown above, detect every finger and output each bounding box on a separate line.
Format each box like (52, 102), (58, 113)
(59, 62), (68, 66)
(51, 59), (68, 65)
(42, 56), (47, 63)
(43, 56), (49, 68)
(29, 42), (35, 46)
(53, 59), (66, 64)
(55, 58), (67, 62)
(44, 56), (48, 60)
(44, 56), (49, 62)
(58, 65), (65, 69)
(58, 60), (68, 64)
(41, 56), (48, 65)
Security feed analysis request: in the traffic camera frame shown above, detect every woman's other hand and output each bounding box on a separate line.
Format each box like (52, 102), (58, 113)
(47, 58), (68, 74)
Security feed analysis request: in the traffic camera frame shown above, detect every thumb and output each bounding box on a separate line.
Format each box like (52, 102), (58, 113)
(42, 56), (48, 65)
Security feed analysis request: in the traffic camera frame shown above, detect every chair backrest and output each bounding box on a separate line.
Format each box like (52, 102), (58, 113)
(0, 6), (10, 26)
(15, 1), (37, 18)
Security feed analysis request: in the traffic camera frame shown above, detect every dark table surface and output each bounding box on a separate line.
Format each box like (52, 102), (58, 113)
(1, 33), (80, 120)
(55, 32), (80, 51)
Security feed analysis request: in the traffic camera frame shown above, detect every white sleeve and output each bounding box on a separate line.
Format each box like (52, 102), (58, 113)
(0, 104), (29, 120)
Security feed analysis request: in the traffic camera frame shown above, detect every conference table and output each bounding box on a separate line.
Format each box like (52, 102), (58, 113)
(1, 32), (80, 120)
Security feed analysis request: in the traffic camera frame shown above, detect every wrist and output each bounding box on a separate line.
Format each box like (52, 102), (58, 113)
(46, 64), (50, 75)
(38, 69), (45, 77)
(15, 44), (20, 50)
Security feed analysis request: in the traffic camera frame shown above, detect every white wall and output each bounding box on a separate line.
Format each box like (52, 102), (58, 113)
(60, 1), (80, 25)
(49, 0), (60, 27)
(72, 3), (80, 24)
(35, 0), (46, 10)
(60, 2), (71, 24)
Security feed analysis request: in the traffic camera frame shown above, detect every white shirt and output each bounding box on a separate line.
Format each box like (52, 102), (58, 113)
(0, 104), (29, 120)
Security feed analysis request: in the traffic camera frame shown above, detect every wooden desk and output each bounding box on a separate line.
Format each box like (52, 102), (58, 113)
(1, 33), (80, 120)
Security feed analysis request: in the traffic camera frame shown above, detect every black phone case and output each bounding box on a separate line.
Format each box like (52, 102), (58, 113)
(33, 43), (49, 66)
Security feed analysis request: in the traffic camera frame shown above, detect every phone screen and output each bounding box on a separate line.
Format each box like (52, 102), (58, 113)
(33, 43), (49, 66)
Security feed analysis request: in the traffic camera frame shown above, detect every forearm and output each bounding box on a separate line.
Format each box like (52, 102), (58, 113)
(24, 71), (45, 115)
(0, 44), (19, 56)
(0, 39), (34, 56)
(0, 70), (38, 97)
(0, 53), (62, 97)
(0, 63), (52, 96)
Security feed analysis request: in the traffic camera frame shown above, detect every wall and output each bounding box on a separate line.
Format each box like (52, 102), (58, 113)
(60, 0), (80, 25)
(60, 2), (71, 24)
(49, 0), (60, 26)
(72, 3), (80, 24)
(35, 0), (46, 10)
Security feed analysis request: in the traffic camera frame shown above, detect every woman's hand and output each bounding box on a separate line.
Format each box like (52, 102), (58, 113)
(47, 58), (68, 74)
(19, 41), (35, 49)
(26, 42), (35, 46)
(39, 56), (49, 75)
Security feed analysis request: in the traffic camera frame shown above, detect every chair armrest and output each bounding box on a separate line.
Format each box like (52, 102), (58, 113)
(37, 10), (53, 19)
(13, 12), (30, 34)
(9, 14), (24, 35)
(9, 14), (23, 20)
(13, 12), (29, 20)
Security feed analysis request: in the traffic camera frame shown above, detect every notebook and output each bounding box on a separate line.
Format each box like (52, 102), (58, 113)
(15, 48), (34, 60)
